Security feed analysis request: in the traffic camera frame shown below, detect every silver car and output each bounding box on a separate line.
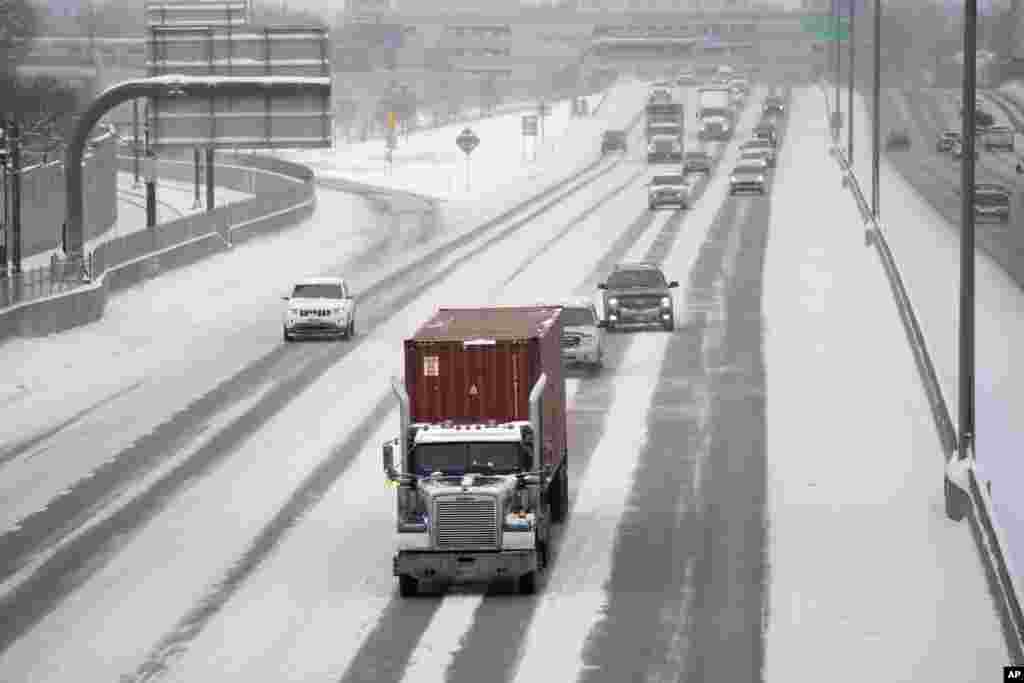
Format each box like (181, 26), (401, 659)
(729, 159), (768, 195)
(282, 276), (357, 341)
(557, 298), (605, 370)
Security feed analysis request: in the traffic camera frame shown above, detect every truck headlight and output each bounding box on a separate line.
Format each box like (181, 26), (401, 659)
(503, 511), (535, 531)
(608, 297), (619, 308)
(756, 175), (765, 183)
(730, 175), (738, 183)
(661, 297), (671, 308)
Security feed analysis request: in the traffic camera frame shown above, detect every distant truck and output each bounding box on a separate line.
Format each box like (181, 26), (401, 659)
(384, 306), (569, 597)
(646, 102), (685, 141)
(697, 86), (734, 141)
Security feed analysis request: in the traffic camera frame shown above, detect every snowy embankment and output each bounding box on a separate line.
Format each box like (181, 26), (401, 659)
(763, 86), (1010, 681)
(280, 79), (648, 230)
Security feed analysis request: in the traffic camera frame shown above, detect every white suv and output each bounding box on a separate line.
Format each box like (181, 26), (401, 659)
(558, 298), (605, 371)
(282, 276), (356, 342)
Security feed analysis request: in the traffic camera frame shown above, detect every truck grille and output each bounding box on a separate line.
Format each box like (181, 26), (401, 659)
(435, 497), (498, 548)
(300, 308), (331, 317)
(561, 334), (582, 348)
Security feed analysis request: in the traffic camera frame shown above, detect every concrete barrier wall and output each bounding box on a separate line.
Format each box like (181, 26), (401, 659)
(0, 154), (315, 343)
(18, 131), (118, 258)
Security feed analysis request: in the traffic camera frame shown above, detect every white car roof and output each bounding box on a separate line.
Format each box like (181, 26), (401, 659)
(295, 276), (346, 286)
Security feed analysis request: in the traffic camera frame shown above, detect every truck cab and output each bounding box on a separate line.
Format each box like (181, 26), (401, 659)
(384, 306), (569, 597)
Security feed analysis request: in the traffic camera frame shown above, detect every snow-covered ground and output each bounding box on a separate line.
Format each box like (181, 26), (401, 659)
(20, 172), (253, 272)
(279, 82), (649, 236)
(763, 86), (1008, 681)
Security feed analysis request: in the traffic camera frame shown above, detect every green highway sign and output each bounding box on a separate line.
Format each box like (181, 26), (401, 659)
(816, 28), (849, 40)
(802, 14), (849, 36)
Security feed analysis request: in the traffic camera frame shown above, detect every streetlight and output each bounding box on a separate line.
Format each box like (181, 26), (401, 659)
(872, 0), (881, 218)
(958, 0), (978, 464)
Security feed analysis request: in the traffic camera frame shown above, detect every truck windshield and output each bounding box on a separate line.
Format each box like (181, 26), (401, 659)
(412, 442), (525, 476)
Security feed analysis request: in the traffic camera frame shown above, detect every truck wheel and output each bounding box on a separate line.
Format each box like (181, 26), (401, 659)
(518, 571), (537, 595)
(399, 574), (418, 597)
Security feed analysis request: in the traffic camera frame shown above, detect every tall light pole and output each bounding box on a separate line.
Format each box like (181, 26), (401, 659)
(959, 0), (978, 461)
(834, 0), (841, 135)
(872, 0), (881, 218)
(848, 0), (855, 163)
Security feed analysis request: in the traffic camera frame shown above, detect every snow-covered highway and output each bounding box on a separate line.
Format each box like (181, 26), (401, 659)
(0, 78), (1014, 682)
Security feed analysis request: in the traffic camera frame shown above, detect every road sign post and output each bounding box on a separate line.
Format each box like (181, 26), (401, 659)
(456, 127), (479, 193)
(521, 114), (537, 162)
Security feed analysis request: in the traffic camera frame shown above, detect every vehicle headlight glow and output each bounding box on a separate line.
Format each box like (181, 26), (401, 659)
(757, 175), (765, 182)
(503, 511), (535, 531)
(608, 298), (619, 308)
(661, 297), (671, 308)
(730, 175), (738, 183)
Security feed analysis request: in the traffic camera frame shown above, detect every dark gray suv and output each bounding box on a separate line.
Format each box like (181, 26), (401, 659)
(598, 262), (679, 332)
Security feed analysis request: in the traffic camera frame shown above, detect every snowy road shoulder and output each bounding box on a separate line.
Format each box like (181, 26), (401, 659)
(763, 87), (1009, 681)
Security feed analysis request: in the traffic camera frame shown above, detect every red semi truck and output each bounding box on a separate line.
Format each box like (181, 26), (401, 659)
(382, 306), (569, 596)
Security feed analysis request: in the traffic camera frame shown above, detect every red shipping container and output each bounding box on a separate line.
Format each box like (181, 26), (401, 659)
(404, 306), (567, 473)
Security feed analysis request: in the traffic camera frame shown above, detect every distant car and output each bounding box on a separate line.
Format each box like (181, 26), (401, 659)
(885, 129), (911, 150)
(601, 130), (628, 154)
(936, 130), (961, 152)
(598, 262), (680, 332)
(740, 139), (777, 167)
(282, 276), (356, 341)
(648, 173), (689, 210)
(683, 150), (713, 174)
(984, 125), (1014, 151)
(557, 297), (605, 370)
(729, 159), (769, 195)
(763, 97), (785, 116)
(647, 134), (683, 163)
(648, 89), (672, 104)
(676, 73), (698, 86)
(753, 122), (778, 146)
(973, 183), (1011, 223)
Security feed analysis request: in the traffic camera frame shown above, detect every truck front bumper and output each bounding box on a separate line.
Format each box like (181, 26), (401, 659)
(394, 549), (538, 582)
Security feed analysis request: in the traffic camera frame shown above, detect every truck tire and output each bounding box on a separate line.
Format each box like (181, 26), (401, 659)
(518, 570), (537, 595)
(399, 574), (418, 597)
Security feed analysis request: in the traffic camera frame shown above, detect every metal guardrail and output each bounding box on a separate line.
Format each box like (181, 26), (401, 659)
(822, 82), (1024, 660)
(0, 157), (312, 311)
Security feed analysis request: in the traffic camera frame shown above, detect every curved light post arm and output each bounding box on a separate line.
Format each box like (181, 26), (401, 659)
(65, 75), (331, 260)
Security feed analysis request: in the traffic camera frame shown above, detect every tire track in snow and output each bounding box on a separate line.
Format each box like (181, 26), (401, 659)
(682, 163), (771, 683)
(0, 380), (146, 468)
(570, 89), (784, 683)
(0, 159), (636, 656)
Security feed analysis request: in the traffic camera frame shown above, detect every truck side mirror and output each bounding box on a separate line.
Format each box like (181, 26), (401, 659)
(1017, 162), (1023, 174)
(668, 280), (679, 288)
(281, 296), (290, 301)
(597, 283), (607, 290)
(382, 440), (395, 476)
